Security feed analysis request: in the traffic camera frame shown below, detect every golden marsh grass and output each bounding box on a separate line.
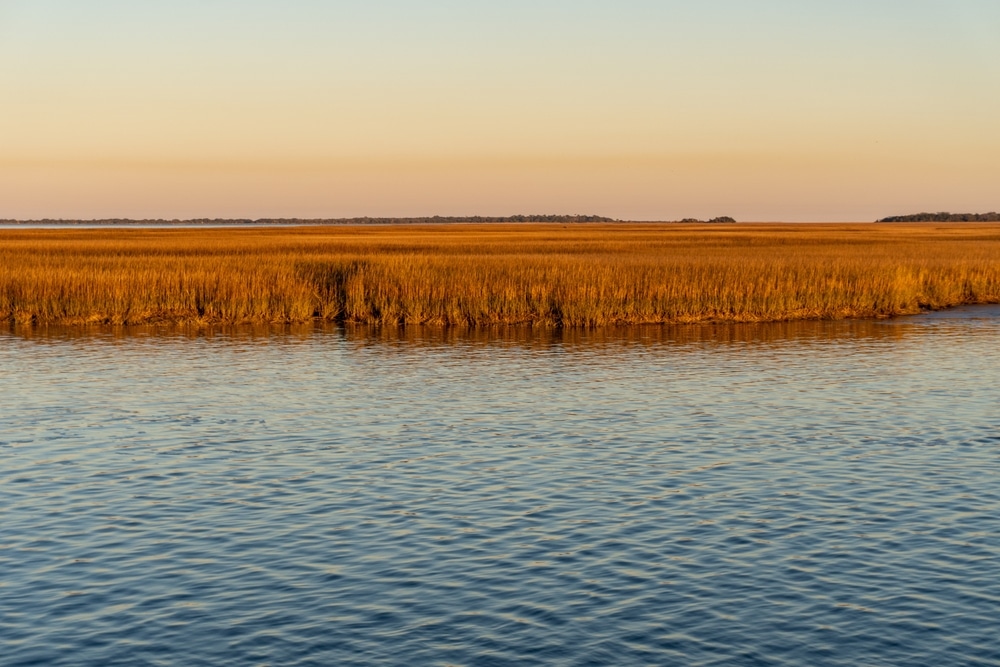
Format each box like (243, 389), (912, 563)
(3, 223), (1000, 326)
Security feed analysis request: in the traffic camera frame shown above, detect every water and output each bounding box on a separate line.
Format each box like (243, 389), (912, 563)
(2, 311), (999, 666)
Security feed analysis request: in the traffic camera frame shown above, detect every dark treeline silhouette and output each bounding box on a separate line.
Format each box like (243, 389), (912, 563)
(879, 212), (1000, 222)
(1, 215), (618, 225)
(679, 216), (737, 223)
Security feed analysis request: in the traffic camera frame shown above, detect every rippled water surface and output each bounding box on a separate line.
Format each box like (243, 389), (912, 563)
(3, 310), (999, 666)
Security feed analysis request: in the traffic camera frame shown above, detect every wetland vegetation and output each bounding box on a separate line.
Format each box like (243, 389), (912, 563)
(3, 223), (1000, 327)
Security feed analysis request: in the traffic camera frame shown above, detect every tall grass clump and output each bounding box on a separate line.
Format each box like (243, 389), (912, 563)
(3, 224), (1000, 326)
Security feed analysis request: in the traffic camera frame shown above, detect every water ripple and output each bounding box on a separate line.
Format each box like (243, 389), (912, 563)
(2, 314), (999, 665)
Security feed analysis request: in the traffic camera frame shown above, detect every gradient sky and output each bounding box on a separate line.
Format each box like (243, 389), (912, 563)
(2, 0), (998, 220)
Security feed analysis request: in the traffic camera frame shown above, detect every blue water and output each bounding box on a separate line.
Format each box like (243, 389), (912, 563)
(2, 312), (999, 666)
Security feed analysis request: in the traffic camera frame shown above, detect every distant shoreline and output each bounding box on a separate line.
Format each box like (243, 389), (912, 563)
(878, 212), (1000, 223)
(0, 216), (619, 226)
(0, 215), (742, 226)
(8, 214), (1000, 225)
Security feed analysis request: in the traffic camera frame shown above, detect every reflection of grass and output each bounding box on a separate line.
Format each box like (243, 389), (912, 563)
(3, 223), (1000, 326)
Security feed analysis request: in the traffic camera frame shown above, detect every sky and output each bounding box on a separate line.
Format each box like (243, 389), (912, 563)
(1, 0), (998, 221)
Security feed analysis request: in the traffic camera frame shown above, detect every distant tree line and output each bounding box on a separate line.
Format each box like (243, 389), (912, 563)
(879, 212), (1000, 222)
(1, 215), (618, 225)
(678, 216), (737, 223)
(0, 215), (748, 225)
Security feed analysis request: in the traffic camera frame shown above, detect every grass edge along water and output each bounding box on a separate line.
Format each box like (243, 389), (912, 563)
(3, 223), (1000, 327)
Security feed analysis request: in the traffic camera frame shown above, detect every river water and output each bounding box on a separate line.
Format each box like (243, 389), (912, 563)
(2, 309), (999, 666)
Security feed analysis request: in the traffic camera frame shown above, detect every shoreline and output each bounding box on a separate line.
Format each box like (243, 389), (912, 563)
(6, 301), (1000, 329)
(6, 304), (998, 350)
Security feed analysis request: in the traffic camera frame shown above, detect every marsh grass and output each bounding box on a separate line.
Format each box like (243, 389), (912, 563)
(3, 223), (1000, 326)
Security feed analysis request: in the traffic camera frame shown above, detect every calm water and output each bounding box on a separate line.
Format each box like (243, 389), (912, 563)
(2, 310), (999, 666)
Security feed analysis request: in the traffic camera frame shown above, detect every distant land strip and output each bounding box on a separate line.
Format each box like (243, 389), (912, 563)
(879, 212), (1000, 222)
(0, 215), (618, 225)
(0, 215), (740, 225)
(3, 223), (1000, 327)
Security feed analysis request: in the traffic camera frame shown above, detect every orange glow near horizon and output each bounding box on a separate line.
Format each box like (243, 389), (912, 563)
(2, 1), (999, 220)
